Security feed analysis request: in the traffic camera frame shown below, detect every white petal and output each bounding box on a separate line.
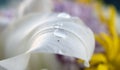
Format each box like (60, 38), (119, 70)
(0, 13), (95, 70)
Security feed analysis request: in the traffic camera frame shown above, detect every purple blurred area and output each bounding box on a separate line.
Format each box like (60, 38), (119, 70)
(54, 0), (107, 34)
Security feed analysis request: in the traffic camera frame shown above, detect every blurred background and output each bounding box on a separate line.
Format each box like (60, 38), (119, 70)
(0, 0), (120, 70)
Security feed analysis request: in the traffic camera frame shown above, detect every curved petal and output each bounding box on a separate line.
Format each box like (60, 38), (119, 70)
(0, 13), (95, 69)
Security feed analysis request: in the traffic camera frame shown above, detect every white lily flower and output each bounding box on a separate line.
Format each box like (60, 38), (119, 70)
(0, 13), (95, 70)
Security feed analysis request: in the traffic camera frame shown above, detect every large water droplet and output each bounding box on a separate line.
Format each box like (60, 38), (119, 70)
(57, 13), (71, 18)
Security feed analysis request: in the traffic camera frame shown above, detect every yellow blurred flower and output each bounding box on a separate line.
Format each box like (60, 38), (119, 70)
(85, 3), (120, 70)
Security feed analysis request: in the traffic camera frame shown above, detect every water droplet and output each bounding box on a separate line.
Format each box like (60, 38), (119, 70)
(53, 23), (63, 29)
(54, 25), (60, 29)
(57, 13), (71, 18)
(53, 29), (66, 38)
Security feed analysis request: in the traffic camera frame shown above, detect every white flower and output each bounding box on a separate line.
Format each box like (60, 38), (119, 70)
(0, 13), (95, 70)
